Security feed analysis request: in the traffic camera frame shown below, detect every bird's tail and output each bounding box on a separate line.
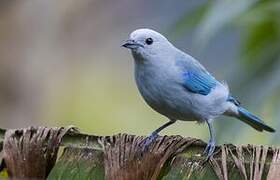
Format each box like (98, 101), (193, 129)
(237, 107), (275, 132)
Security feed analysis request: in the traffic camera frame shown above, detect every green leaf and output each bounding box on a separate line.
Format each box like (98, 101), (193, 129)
(48, 147), (104, 180)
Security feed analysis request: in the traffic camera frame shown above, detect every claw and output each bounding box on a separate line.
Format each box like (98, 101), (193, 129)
(203, 139), (215, 158)
(139, 133), (158, 152)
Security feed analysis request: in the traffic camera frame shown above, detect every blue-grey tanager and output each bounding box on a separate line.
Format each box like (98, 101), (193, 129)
(122, 28), (275, 157)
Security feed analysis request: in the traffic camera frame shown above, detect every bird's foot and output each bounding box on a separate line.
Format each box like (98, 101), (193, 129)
(203, 139), (215, 159)
(139, 133), (159, 152)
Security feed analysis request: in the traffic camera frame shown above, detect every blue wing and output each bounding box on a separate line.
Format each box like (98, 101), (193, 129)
(175, 53), (218, 96)
(182, 71), (217, 95)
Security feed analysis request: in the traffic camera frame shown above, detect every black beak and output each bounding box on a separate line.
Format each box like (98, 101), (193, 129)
(122, 39), (143, 49)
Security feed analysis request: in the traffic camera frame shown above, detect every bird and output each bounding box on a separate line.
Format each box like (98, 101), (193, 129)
(122, 28), (275, 157)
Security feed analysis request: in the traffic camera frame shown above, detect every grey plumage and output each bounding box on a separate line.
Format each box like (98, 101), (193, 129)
(122, 28), (275, 157)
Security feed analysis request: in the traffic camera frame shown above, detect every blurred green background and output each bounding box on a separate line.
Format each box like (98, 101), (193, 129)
(0, 0), (279, 145)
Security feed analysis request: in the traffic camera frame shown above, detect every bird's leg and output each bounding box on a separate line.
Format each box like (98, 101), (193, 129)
(203, 120), (215, 158)
(140, 119), (176, 150)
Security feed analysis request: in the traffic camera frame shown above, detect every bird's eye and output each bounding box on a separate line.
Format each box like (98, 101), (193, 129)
(145, 38), (153, 45)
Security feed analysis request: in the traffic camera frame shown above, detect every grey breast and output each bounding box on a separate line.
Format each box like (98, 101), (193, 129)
(134, 63), (197, 121)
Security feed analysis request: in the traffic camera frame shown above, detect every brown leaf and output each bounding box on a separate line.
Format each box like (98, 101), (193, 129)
(0, 142), (4, 172)
(212, 145), (270, 180)
(101, 133), (200, 180)
(250, 145), (268, 180)
(3, 126), (77, 179)
(229, 146), (248, 180)
(267, 148), (280, 180)
(209, 145), (228, 180)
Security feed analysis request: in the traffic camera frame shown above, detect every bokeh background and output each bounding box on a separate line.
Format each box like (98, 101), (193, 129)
(0, 0), (279, 145)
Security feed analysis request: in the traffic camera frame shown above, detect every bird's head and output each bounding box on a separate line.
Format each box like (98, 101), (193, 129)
(122, 29), (173, 61)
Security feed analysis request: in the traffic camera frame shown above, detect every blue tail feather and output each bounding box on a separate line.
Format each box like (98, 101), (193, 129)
(237, 107), (275, 132)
